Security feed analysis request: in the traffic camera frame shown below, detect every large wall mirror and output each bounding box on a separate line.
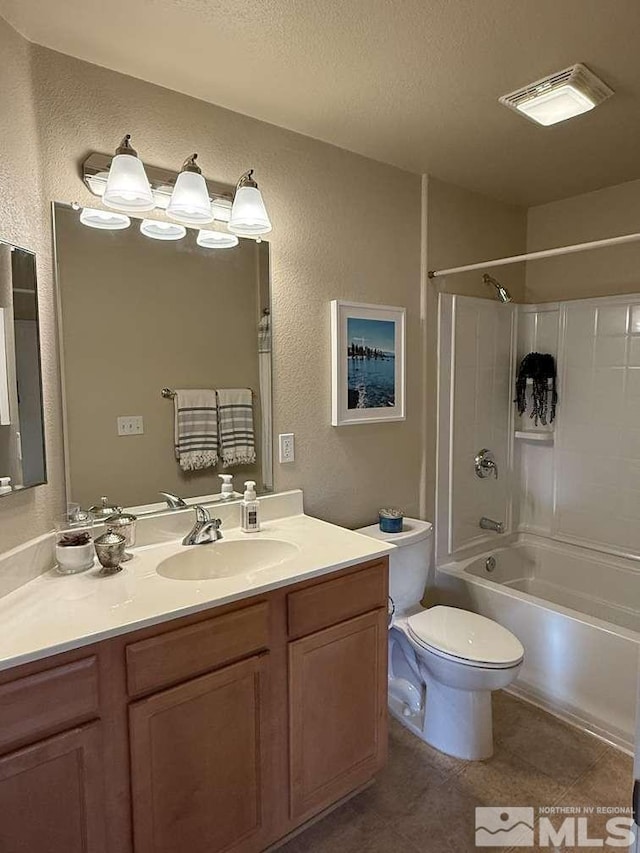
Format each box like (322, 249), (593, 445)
(53, 203), (272, 515)
(0, 242), (46, 495)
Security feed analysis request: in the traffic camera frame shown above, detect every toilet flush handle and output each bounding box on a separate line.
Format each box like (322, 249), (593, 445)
(387, 596), (395, 627)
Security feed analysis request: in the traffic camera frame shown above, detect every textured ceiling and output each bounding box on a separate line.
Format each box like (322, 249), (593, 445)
(2, 0), (640, 205)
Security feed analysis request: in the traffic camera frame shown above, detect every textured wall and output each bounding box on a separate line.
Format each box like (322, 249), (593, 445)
(0, 27), (422, 548)
(0, 19), (65, 550)
(526, 178), (640, 302)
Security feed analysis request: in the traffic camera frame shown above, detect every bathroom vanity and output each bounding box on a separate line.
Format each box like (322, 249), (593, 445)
(0, 498), (391, 853)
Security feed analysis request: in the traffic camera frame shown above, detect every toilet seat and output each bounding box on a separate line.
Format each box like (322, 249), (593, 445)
(407, 606), (524, 670)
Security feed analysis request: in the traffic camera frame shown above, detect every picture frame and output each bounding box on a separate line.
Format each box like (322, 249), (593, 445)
(330, 300), (406, 426)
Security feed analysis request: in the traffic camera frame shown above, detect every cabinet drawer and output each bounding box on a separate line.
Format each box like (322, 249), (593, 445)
(287, 561), (387, 639)
(126, 602), (270, 697)
(0, 657), (100, 754)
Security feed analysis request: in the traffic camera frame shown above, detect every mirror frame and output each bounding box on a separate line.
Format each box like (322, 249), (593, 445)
(0, 239), (47, 497)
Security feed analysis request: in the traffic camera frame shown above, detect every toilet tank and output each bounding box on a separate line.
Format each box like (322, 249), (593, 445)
(356, 518), (433, 614)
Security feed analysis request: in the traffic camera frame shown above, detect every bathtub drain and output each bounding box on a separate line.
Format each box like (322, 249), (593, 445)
(485, 556), (496, 573)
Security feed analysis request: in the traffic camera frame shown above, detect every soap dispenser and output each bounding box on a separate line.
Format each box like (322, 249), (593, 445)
(241, 481), (260, 533)
(218, 474), (234, 500)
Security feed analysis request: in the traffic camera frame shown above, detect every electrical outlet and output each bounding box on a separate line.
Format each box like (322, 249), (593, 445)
(278, 433), (295, 463)
(117, 415), (144, 436)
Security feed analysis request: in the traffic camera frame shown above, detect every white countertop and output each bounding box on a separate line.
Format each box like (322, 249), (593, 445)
(0, 513), (393, 672)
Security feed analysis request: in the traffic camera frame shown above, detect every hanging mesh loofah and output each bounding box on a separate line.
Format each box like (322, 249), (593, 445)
(515, 352), (558, 426)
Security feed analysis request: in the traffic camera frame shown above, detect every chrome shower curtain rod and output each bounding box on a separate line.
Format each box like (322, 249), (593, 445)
(427, 230), (640, 279)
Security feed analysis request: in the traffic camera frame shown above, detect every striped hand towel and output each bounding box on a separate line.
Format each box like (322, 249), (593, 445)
(174, 389), (219, 471)
(217, 388), (256, 468)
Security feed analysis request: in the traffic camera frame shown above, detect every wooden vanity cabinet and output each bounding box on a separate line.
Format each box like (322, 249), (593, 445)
(0, 653), (108, 853)
(289, 609), (388, 821)
(0, 556), (388, 853)
(0, 722), (107, 853)
(129, 655), (271, 853)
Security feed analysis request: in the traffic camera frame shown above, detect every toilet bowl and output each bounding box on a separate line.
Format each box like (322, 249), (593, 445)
(357, 518), (524, 760)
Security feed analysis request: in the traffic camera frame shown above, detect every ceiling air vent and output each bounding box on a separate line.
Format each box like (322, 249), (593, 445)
(499, 63), (613, 126)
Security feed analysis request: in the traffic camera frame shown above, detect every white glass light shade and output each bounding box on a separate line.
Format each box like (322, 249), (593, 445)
(196, 229), (239, 249)
(166, 171), (214, 225)
(140, 219), (186, 241)
(211, 197), (233, 222)
(228, 185), (272, 237)
(516, 85), (596, 126)
(80, 207), (131, 230)
(103, 154), (155, 212)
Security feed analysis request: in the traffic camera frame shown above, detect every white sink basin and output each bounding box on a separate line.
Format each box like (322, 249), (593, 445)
(156, 538), (300, 581)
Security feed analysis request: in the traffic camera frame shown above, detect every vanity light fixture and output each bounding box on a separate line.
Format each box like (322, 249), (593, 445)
(196, 229), (239, 249)
(211, 197), (233, 222)
(166, 154), (214, 226)
(85, 171), (109, 196)
(140, 219), (187, 241)
(228, 170), (272, 237)
(79, 207), (131, 230)
(102, 135), (155, 212)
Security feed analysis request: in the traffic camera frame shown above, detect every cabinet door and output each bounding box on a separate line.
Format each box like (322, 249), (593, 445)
(289, 608), (388, 821)
(129, 654), (270, 853)
(0, 723), (106, 853)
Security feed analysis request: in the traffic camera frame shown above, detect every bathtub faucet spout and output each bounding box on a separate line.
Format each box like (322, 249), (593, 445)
(479, 517), (504, 534)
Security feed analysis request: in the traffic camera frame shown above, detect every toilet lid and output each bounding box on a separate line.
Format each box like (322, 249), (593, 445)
(407, 606), (524, 667)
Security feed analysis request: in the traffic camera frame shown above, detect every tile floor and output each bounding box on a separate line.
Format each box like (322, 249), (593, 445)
(279, 692), (634, 853)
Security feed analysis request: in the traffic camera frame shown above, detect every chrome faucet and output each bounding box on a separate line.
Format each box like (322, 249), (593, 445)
(479, 517), (504, 534)
(160, 491), (187, 509)
(182, 506), (223, 546)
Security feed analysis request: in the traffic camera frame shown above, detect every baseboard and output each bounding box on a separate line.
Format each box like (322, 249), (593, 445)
(506, 683), (633, 755)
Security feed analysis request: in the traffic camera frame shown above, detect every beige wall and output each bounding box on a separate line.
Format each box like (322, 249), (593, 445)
(56, 205), (264, 507)
(427, 176), (527, 302)
(424, 176), (527, 521)
(0, 19), (65, 549)
(525, 178), (640, 303)
(0, 20), (422, 547)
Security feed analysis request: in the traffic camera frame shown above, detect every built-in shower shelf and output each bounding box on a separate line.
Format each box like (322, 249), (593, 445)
(514, 430), (554, 443)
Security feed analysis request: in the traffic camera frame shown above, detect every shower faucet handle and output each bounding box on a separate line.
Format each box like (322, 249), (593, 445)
(475, 449), (498, 479)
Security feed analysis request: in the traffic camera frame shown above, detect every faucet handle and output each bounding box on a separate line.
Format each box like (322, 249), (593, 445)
(194, 505), (211, 523)
(475, 448), (498, 479)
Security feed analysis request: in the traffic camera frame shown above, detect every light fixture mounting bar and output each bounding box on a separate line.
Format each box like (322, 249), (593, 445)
(81, 152), (234, 203)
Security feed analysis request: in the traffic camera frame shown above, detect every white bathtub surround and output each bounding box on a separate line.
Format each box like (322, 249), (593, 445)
(437, 534), (640, 749)
(436, 294), (516, 562)
(0, 490), (393, 671)
(439, 291), (640, 560)
(555, 295), (640, 556)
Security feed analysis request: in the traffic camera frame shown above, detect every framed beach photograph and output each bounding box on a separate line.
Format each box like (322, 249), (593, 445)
(331, 300), (406, 426)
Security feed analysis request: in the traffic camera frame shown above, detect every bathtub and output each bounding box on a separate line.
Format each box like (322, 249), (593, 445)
(436, 535), (640, 750)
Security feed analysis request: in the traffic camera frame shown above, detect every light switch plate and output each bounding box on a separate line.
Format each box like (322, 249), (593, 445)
(117, 415), (144, 436)
(279, 433), (295, 463)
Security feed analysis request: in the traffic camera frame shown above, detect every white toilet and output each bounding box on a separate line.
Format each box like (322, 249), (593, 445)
(357, 518), (524, 760)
